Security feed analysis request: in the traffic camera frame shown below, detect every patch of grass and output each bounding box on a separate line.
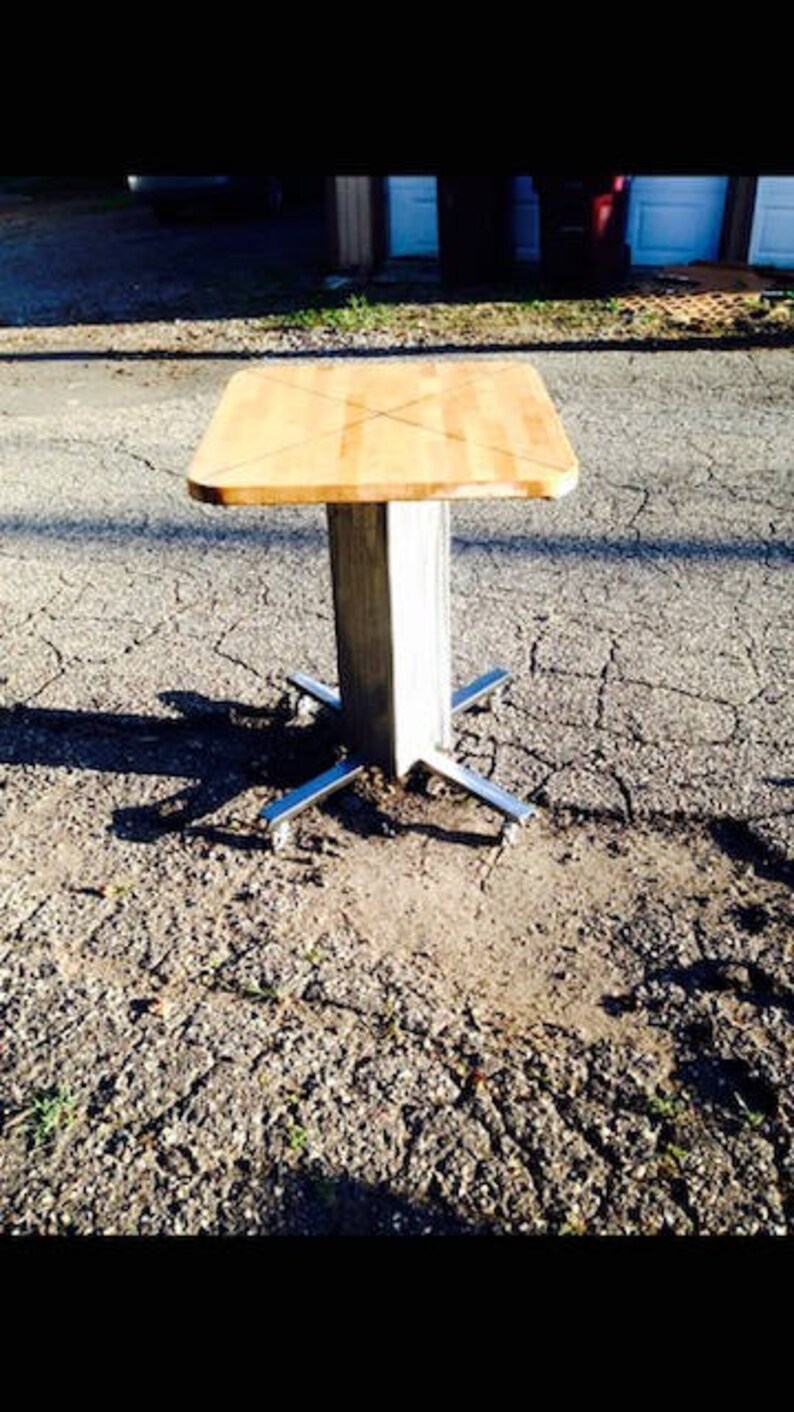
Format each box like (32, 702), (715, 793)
(662, 1143), (689, 1165)
(77, 876), (136, 899)
(255, 277), (794, 349)
(735, 1092), (766, 1129)
(290, 292), (391, 334)
(379, 994), (404, 1044)
(647, 1091), (683, 1121)
(634, 306), (665, 331)
(202, 966), (283, 1004)
(26, 1085), (77, 1147)
(238, 981), (282, 1003)
(288, 1122), (308, 1153)
(288, 305), (325, 330)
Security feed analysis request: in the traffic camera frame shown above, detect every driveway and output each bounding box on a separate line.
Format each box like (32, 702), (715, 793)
(0, 188), (327, 328)
(0, 196), (792, 1234)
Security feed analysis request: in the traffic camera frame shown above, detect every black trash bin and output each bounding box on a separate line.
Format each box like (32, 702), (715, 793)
(437, 176), (512, 287)
(534, 174), (631, 295)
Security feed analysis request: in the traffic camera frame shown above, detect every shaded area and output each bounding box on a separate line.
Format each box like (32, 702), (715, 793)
(324, 779), (497, 850)
(674, 1055), (779, 1129)
(1, 512), (790, 565)
(710, 819), (794, 890)
(0, 330), (792, 362)
(599, 892), (794, 1230)
(0, 690), (336, 845)
(460, 534), (793, 566)
(0, 184), (790, 345)
(0, 187), (329, 329)
(0, 516), (327, 554)
(0, 692), (498, 849)
(217, 1164), (487, 1236)
(651, 957), (794, 1019)
(604, 953), (794, 1033)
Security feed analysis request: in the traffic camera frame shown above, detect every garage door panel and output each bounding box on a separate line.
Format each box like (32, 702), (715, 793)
(388, 175), (541, 262)
(627, 177), (729, 266)
(749, 178), (794, 267)
(387, 177), (439, 257)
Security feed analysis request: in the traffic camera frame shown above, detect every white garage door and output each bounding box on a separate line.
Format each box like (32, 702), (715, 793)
(386, 176), (540, 261)
(749, 178), (794, 268)
(387, 177), (439, 256)
(626, 176), (729, 266)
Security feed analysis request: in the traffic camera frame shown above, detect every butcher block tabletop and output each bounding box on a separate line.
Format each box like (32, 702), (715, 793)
(187, 359), (579, 506)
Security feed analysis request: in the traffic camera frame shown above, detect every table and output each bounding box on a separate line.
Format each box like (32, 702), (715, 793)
(188, 359), (578, 847)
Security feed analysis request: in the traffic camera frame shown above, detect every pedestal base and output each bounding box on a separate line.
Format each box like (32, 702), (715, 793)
(260, 668), (535, 850)
(260, 503), (535, 849)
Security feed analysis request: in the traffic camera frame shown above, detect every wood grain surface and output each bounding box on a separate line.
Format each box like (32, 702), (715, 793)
(187, 359), (579, 506)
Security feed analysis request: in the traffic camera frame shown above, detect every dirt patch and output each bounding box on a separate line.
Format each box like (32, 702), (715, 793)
(279, 786), (692, 1057)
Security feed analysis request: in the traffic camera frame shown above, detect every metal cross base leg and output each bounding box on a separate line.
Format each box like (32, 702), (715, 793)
(260, 667), (536, 851)
(260, 502), (537, 851)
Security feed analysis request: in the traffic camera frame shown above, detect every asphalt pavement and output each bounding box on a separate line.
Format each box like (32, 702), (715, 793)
(2, 341), (791, 858)
(0, 195), (792, 1235)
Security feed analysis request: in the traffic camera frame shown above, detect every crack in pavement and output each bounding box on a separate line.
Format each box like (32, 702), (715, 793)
(11, 631), (66, 704)
(117, 445), (184, 482)
(212, 617), (266, 681)
(595, 641), (619, 732)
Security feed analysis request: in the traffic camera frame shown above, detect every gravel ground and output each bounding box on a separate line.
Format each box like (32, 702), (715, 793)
(0, 194), (792, 1235)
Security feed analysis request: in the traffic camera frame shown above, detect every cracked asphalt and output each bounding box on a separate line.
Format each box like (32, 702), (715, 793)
(0, 195), (793, 1235)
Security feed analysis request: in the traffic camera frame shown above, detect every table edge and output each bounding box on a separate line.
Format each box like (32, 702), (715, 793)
(187, 466), (579, 507)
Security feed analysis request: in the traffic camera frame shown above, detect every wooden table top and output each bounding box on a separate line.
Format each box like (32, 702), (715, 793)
(187, 359), (579, 506)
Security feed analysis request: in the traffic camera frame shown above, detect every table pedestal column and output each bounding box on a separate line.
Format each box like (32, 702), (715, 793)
(328, 502), (452, 777)
(259, 501), (534, 848)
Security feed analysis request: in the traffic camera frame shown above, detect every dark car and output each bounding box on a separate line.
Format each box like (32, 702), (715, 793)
(127, 174), (283, 219)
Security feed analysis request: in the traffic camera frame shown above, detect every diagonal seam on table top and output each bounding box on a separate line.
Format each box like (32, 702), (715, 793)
(379, 406), (575, 476)
(247, 358), (516, 422)
(191, 362), (573, 481)
(257, 360), (573, 475)
(373, 361), (575, 473)
(190, 365), (442, 481)
(190, 404), (383, 481)
(191, 400), (573, 483)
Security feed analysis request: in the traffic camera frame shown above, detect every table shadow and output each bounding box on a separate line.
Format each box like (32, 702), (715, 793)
(0, 690), (501, 850)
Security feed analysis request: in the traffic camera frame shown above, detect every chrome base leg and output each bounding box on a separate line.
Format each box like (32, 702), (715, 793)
(288, 672), (341, 712)
(260, 754), (366, 850)
(449, 666), (532, 841)
(421, 745), (536, 843)
(451, 667), (511, 717)
(291, 666), (510, 720)
(276, 664), (529, 845)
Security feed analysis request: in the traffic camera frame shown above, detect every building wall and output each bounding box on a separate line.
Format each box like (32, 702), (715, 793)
(331, 176), (794, 273)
